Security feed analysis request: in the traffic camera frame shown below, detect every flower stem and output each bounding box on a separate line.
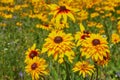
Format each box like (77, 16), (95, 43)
(64, 59), (71, 80)
(95, 65), (99, 80)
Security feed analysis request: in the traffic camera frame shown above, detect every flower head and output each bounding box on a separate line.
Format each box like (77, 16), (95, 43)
(36, 23), (52, 31)
(49, 4), (79, 23)
(73, 61), (95, 78)
(25, 57), (48, 80)
(96, 52), (110, 67)
(80, 34), (109, 61)
(42, 30), (75, 63)
(111, 33), (120, 44)
(25, 44), (40, 63)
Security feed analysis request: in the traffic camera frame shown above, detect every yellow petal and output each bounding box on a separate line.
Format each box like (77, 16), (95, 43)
(79, 23), (85, 32)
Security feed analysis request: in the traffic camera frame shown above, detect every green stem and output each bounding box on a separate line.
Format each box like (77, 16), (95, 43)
(95, 65), (99, 80)
(64, 60), (71, 80)
(90, 73), (93, 80)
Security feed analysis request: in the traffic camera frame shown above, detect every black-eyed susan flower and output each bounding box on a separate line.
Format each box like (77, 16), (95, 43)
(25, 57), (48, 80)
(111, 33), (120, 44)
(96, 52), (110, 67)
(53, 21), (69, 30)
(80, 34), (109, 61)
(72, 61), (95, 78)
(48, 3), (79, 23)
(36, 23), (52, 31)
(0, 0), (14, 4)
(41, 30), (75, 63)
(25, 44), (40, 63)
(75, 23), (90, 46)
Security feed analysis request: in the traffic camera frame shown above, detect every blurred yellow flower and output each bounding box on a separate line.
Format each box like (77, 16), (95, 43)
(53, 21), (69, 29)
(42, 30), (75, 63)
(73, 61), (95, 78)
(0, 0), (14, 4)
(25, 57), (48, 80)
(111, 33), (120, 44)
(90, 12), (99, 18)
(36, 23), (52, 31)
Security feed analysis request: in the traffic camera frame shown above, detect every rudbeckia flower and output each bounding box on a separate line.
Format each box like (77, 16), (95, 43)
(75, 23), (90, 46)
(42, 30), (75, 63)
(80, 34), (110, 61)
(48, 3), (79, 23)
(111, 33), (120, 44)
(25, 57), (48, 80)
(0, 0), (14, 4)
(72, 61), (95, 78)
(36, 23), (52, 31)
(96, 52), (110, 67)
(53, 21), (69, 30)
(25, 44), (40, 63)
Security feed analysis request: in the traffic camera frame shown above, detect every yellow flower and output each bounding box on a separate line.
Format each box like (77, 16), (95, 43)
(53, 21), (69, 30)
(96, 23), (103, 28)
(96, 52), (110, 67)
(48, 4), (79, 23)
(90, 12), (99, 18)
(111, 33), (120, 44)
(16, 22), (22, 27)
(73, 61), (95, 78)
(80, 34), (109, 61)
(0, 0), (14, 4)
(75, 31), (90, 46)
(75, 23), (90, 46)
(36, 23), (52, 31)
(25, 57), (48, 80)
(77, 10), (88, 22)
(87, 21), (97, 27)
(25, 44), (40, 63)
(42, 30), (75, 63)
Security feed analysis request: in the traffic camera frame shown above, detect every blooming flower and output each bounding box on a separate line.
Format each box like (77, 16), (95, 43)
(36, 23), (52, 31)
(25, 57), (48, 80)
(96, 52), (110, 67)
(111, 33), (120, 44)
(80, 34), (109, 61)
(73, 61), (95, 78)
(48, 3), (79, 23)
(42, 30), (75, 63)
(25, 44), (40, 63)
(75, 23), (90, 46)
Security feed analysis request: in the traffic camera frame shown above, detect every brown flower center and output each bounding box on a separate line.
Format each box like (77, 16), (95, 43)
(92, 39), (100, 46)
(83, 30), (89, 34)
(57, 6), (70, 14)
(81, 34), (89, 39)
(60, 6), (67, 11)
(29, 50), (38, 59)
(54, 36), (63, 43)
(44, 24), (49, 27)
(31, 63), (37, 70)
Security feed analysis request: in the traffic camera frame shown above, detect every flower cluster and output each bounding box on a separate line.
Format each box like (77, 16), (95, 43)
(1, 0), (120, 80)
(24, 44), (48, 80)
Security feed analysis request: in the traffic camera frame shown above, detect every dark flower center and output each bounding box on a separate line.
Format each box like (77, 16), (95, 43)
(83, 30), (89, 34)
(92, 39), (100, 46)
(60, 6), (67, 11)
(81, 35), (89, 39)
(44, 24), (49, 27)
(103, 56), (107, 60)
(31, 63), (37, 70)
(29, 50), (38, 59)
(54, 36), (63, 43)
